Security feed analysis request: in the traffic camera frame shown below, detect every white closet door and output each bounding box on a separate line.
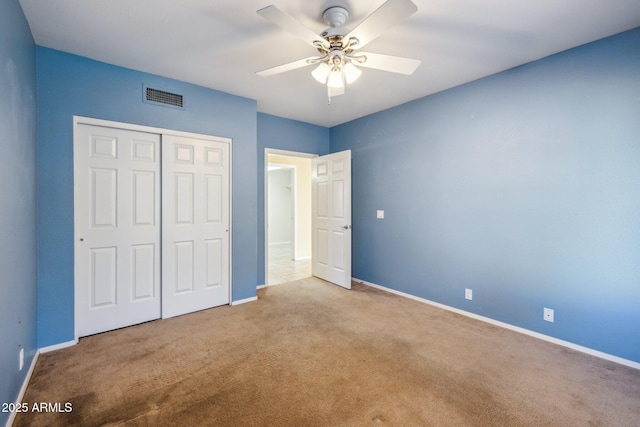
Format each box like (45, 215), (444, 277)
(75, 124), (161, 337)
(162, 135), (230, 318)
(312, 150), (352, 289)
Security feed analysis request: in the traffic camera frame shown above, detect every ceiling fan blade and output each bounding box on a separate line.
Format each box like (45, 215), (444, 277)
(356, 52), (421, 75)
(256, 57), (317, 77)
(345, 0), (417, 49)
(258, 5), (328, 49)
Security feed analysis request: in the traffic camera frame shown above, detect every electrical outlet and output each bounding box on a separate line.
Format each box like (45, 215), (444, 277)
(376, 210), (384, 219)
(19, 348), (24, 371)
(543, 308), (554, 323)
(465, 288), (472, 300)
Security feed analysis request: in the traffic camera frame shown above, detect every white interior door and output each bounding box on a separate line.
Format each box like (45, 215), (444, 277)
(312, 150), (352, 289)
(162, 135), (230, 318)
(75, 124), (161, 337)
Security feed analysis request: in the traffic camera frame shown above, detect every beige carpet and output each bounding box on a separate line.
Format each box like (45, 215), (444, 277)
(15, 278), (640, 426)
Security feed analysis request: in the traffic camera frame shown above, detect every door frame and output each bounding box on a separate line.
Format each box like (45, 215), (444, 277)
(264, 148), (317, 286)
(73, 116), (233, 341)
(267, 163), (296, 259)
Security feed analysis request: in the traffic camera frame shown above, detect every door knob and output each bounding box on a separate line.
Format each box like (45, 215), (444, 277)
(341, 225), (351, 230)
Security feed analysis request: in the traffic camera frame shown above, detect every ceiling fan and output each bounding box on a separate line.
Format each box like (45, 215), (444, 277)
(256, 0), (421, 103)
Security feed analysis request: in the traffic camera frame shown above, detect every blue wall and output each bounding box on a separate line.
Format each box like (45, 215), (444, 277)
(257, 113), (330, 284)
(4, 9), (638, 409)
(331, 28), (640, 363)
(0, 1), (38, 423)
(36, 48), (259, 347)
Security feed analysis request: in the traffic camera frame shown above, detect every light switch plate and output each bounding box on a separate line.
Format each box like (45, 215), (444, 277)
(377, 210), (384, 219)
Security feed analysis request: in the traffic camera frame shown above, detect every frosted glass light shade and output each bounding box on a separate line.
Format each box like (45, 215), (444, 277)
(328, 83), (345, 98)
(312, 63), (330, 84)
(327, 69), (345, 88)
(343, 62), (362, 84)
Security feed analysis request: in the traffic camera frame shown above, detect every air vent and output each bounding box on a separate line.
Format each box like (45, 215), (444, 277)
(145, 87), (183, 108)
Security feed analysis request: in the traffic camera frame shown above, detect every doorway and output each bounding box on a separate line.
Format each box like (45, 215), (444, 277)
(265, 150), (314, 285)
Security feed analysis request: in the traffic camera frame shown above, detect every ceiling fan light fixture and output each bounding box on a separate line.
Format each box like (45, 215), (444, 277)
(312, 63), (331, 84)
(256, 1), (421, 104)
(343, 62), (362, 84)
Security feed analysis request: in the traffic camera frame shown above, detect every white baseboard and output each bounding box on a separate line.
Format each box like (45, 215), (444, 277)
(256, 284), (267, 290)
(354, 278), (640, 371)
(6, 339), (78, 426)
(231, 296), (258, 306)
(6, 349), (40, 427)
(39, 339), (78, 354)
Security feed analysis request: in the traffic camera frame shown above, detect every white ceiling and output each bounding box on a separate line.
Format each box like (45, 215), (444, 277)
(19, 0), (640, 127)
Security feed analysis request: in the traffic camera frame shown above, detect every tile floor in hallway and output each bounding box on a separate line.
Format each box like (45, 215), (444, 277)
(267, 243), (312, 285)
